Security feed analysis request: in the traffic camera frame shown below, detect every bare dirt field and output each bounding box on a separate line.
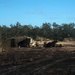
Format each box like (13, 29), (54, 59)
(0, 41), (75, 75)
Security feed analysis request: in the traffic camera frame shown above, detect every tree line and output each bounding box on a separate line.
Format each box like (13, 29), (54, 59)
(0, 22), (75, 40)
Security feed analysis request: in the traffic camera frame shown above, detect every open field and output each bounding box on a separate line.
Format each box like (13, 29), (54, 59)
(0, 45), (75, 75)
(0, 40), (75, 75)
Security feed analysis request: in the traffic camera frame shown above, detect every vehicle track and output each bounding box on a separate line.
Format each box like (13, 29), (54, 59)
(0, 56), (72, 75)
(0, 50), (74, 75)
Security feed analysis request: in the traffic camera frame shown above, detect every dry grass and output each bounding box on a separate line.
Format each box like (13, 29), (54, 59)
(57, 41), (75, 45)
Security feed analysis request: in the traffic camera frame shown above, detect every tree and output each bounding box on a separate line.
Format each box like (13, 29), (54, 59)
(40, 22), (52, 38)
(61, 23), (75, 38)
(30, 26), (40, 39)
(0, 22), (75, 40)
(52, 22), (60, 40)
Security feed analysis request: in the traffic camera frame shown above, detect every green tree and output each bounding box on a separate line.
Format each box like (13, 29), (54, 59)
(40, 22), (52, 38)
(52, 22), (60, 40)
(62, 23), (75, 38)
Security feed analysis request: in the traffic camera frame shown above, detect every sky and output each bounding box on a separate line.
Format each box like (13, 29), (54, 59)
(0, 0), (75, 27)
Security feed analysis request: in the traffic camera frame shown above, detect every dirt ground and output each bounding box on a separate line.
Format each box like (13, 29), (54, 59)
(0, 41), (75, 75)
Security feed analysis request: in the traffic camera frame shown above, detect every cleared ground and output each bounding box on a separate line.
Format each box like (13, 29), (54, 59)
(0, 40), (75, 75)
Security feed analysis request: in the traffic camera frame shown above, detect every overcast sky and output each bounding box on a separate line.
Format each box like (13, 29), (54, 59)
(0, 0), (75, 26)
